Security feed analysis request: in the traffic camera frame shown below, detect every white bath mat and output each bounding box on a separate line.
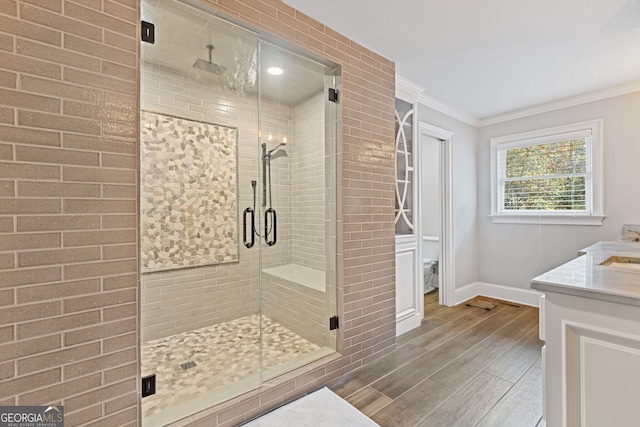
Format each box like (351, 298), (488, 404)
(243, 387), (380, 427)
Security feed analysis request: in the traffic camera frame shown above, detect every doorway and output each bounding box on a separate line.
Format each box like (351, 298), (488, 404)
(417, 122), (453, 316)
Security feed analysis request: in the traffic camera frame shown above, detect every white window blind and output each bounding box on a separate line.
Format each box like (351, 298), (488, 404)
(497, 130), (591, 213)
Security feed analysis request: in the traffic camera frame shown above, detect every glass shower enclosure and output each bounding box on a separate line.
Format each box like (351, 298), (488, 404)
(139, 0), (339, 425)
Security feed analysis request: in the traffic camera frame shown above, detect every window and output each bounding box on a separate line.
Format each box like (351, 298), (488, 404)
(395, 98), (415, 235)
(490, 119), (604, 225)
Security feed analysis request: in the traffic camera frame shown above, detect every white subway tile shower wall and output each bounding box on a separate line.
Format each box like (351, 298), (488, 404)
(139, 64), (328, 341)
(292, 91), (326, 270)
(262, 263), (328, 346)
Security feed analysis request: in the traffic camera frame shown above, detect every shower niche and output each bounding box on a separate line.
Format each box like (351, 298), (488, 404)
(139, 0), (340, 425)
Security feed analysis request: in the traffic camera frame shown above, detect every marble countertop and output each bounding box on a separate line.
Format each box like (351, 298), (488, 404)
(531, 238), (640, 307)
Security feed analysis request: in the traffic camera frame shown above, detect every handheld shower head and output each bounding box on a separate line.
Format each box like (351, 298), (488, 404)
(193, 44), (227, 75)
(267, 142), (287, 155)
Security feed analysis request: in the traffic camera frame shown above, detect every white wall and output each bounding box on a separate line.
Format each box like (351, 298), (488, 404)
(477, 92), (640, 290)
(417, 104), (479, 289)
(421, 133), (440, 262)
(420, 136), (440, 236)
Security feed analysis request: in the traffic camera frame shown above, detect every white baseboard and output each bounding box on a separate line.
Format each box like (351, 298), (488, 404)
(454, 282), (542, 307)
(396, 310), (422, 336)
(453, 282), (478, 305)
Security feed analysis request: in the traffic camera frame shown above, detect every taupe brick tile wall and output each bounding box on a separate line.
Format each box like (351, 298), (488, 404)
(0, 1), (140, 426)
(0, 0), (395, 425)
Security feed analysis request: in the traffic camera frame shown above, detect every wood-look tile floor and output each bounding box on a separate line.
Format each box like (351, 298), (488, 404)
(327, 291), (544, 427)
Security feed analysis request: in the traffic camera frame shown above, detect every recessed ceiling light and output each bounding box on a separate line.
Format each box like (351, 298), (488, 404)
(267, 66), (283, 76)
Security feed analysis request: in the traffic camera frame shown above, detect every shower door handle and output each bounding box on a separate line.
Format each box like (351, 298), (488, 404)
(265, 208), (277, 246)
(243, 207), (255, 248)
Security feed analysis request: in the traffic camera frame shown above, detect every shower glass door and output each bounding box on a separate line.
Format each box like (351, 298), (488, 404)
(140, 0), (338, 425)
(256, 41), (338, 381)
(140, 1), (264, 424)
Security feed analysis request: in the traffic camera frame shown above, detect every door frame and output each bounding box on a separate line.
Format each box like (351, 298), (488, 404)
(417, 121), (454, 310)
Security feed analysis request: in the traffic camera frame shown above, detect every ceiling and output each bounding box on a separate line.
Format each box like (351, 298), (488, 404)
(141, 0), (329, 106)
(282, 0), (640, 120)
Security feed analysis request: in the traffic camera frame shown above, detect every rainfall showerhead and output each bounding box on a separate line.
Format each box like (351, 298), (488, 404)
(193, 44), (226, 75)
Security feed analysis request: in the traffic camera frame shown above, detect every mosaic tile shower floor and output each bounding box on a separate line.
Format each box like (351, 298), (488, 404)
(141, 314), (323, 420)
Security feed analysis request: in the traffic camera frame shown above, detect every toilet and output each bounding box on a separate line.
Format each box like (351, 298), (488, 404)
(423, 258), (439, 293)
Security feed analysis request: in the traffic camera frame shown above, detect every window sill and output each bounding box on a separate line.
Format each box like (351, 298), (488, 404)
(489, 214), (606, 226)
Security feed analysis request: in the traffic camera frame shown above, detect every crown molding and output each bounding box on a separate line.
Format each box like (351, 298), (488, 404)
(395, 74), (480, 126)
(418, 93), (480, 127)
(395, 75), (424, 103)
(397, 77), (640, 129)
(479, 80), (640, 127)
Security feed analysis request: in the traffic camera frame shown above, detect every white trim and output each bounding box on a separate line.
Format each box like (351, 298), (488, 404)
(396, 75), (424, 104)
(561, 319), (570, 425)
(418, 122), (455, 308)
(396, 309), (423, 336)
(479, 80), (640, 126)
(489, 214), (605, 226)
(539, 295), (546, 341)
(495, 129), (593, 150)
(453, 282), (478, 305)
(440, 129), (455, 308)
(477, 282), (542, 307)
(394, 97), (422, 336)
(395, 240), (422, 336)
(453, 281), (543, 307)
(542, 345), (547, 420)
(395, 234), (416, 245)
(394, 106), (415, 231)
(490, 120), (602, 145)
(419, 92), (480, 127)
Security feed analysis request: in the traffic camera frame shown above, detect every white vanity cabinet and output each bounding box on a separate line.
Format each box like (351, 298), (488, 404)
(539, 292), (640, 427)
(532, 239), (640, 427)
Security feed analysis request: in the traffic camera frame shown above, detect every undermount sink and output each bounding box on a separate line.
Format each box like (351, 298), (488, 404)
(600, 256), (640, 270)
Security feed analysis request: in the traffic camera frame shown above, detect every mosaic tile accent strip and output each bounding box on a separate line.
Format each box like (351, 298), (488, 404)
(140, 111), (239, 272)
(141, 314), (322, 419)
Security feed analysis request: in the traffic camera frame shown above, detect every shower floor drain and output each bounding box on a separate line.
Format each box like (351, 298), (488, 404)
(179, 361), (197, 370)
